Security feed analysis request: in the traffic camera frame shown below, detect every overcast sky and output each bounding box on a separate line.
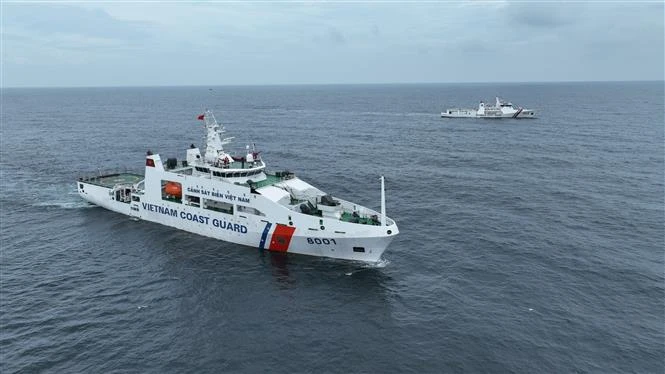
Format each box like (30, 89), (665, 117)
(2, 1), (664, 87)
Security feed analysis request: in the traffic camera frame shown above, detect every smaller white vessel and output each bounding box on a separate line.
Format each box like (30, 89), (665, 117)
(441, 97), (536, 119)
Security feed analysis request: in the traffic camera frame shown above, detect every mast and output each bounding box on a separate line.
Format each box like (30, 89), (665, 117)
(202, 109), (234, 164)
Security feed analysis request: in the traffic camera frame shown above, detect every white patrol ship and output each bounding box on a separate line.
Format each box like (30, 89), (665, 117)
(441, 97), (536, 119)
(77, 110), (398, 262)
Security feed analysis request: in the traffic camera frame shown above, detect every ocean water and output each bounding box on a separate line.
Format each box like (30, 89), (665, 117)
(1, 82), (663, 373)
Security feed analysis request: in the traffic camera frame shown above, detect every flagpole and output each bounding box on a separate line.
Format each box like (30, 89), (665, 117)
(380, 176), (386, 226)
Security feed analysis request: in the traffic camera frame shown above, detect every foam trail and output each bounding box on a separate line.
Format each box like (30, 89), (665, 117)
(33, 201), (95, 209)
(31, 185), (95, 209)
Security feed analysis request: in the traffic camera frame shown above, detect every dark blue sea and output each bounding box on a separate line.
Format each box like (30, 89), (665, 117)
(1, 82), (663, 373)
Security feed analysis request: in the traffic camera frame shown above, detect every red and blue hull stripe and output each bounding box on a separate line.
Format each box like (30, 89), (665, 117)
(259, 222), (296, 252)
(259, 222), (272, 250)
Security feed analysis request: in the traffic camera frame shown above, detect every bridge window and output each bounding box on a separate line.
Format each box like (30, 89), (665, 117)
(203, 199), (233, 215)
(185, 195), (200, 207)
(237, 205), (265, 216)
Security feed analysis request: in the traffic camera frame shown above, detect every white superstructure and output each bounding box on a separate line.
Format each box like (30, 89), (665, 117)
(441, 97), (536, 119)
(77, 110), (398, 262)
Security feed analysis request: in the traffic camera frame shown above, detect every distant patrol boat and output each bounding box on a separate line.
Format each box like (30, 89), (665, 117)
(441, 97), (536, 119)
(77, 110), (398, 262)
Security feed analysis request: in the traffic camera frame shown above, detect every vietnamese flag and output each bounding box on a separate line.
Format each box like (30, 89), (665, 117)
(197, 114), (205, 120)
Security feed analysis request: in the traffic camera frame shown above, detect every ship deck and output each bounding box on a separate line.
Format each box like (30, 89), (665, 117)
(252, 174), (283, 189)
(79, 173), (144, 188)
(340, 212), (381, 225)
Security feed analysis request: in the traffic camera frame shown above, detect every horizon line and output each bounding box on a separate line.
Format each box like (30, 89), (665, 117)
(2, 79), (663, 89)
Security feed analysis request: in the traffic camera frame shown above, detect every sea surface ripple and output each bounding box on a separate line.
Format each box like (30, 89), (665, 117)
(1, 82), (663, 373)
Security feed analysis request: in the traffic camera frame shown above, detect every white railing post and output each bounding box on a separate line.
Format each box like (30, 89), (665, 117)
(380, 176), (386, 226)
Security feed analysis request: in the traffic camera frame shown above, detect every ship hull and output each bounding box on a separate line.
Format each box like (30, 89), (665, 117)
(77, 176), (397, 263)
(441, 110), (536, 119)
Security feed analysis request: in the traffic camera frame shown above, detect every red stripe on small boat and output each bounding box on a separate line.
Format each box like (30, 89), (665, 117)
(269, 224), (295, 252)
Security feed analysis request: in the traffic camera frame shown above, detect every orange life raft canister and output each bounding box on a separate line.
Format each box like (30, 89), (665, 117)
(164, 182), (182, 198)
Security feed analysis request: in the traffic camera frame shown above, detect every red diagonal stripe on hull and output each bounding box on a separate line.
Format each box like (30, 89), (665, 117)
(269, 224), (296, 252)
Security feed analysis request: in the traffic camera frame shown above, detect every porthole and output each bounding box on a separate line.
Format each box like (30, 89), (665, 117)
(387, 230), (392, 235)
(320, 226), (325, 230)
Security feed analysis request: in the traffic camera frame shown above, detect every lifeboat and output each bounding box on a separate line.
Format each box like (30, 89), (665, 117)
(164, 181), (182, 198)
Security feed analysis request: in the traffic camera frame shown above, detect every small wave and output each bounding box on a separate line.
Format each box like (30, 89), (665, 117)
(357, 111), (432, 118)
(343, 258), (390, 276)
(364, 258), (391, 268)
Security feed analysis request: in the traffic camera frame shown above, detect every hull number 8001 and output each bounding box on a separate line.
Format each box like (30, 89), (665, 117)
(307, 238), (337, 245)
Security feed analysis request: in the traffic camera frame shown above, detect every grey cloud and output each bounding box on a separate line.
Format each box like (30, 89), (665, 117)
(327, 27), (346, 45)
(506, 3), (579, 29)
(0, 32), (34, 43)
(4, 4), (152, 41)
(371, 24), (380, 38)
(310, 26), (346, 46)
(2, 3), (662, 87)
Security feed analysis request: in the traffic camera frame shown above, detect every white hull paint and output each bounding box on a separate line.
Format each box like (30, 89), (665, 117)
(441, 110), (536, 119)
(77, 110), (398, 263)
(78, 179), (395, 262)
(441, 97), (536, 119)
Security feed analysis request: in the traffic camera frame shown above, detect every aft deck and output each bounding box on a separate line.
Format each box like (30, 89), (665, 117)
(79, 173), (144, 188)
